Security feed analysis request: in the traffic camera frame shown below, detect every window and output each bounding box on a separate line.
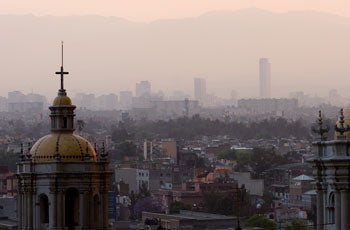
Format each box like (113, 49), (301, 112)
(39, 194), (49, 224)
(65, 188), (79, 228)
(63, 117), (68, 128)
(327, 193), (335, 224)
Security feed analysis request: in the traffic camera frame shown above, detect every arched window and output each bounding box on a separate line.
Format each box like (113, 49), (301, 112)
(65, 188), (79, 229)
(39, 194), (49, 224)
(93, 194), (100, 226)
(63, 117), (68, 128)
(327, 192), (335, 224)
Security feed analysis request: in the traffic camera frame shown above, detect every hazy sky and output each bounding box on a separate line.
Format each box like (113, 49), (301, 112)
(2, 1), (350, 100)
(1, 0), (350, 21)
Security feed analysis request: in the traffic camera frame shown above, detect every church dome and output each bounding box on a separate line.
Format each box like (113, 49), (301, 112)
(30, 133), (97, 162)
(53, 95), (72, 106)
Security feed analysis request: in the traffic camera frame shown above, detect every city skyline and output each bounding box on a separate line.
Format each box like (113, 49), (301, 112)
(1, 9), (350, 100)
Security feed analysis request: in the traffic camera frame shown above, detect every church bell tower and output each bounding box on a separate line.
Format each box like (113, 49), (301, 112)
(17, 43), (112, 230)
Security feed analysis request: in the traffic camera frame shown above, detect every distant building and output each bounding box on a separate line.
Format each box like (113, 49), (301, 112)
(259, 58), (271, 98)
(114, 168), (149, 194)
(95, 93), (118, 110)
(0, 166), (17, 197)
(8, 102), (43, 113)
(136, 81), (151, 98)
(151, 99), (200, 119)
(119, 91), (133, 110)
(238, 98), (298, 115)
(142, 210), (236, 230)
(8, 91), (25, 103)
(194, 77), (206, 106)
(74, 93), (95, 109)
(143, 140), (153, 160)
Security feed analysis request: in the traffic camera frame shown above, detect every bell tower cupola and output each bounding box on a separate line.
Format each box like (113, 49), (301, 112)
(50, 41), (76, 133)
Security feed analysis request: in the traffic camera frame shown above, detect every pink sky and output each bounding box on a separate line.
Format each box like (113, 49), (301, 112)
(1, 0), (350, 21)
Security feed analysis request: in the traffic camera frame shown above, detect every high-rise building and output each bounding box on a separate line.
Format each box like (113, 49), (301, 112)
(119, 91), (133, 110)
(135, 81), (151, 98)
(193, 78), (206, 105)
(259, 58), (271, 98)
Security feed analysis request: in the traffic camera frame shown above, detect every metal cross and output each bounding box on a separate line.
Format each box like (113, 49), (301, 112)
(55, 41), (69, 90)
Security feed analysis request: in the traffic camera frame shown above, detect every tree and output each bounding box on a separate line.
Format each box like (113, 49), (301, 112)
(169, 201), (187, 214)
(247, 214), (276, 230)
(283, 219), (307, 230)
(138, 182), (150, 199)
(0, 151), (18, 171)
(114, 141), (140, 161)
(217, 149), (237, 160)
(133, 196), (166, 219)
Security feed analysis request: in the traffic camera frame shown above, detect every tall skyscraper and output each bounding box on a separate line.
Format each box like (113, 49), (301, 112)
(259, 58), (271, 98)
(136, 80), (151, 97)
(193, 77), (206, 105)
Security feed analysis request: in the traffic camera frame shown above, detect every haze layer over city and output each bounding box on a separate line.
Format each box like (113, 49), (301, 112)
(1, 1), (350, 100)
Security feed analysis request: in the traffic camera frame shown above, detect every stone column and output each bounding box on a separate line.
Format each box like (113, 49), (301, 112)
(56, 190), (64, 230)
(102, 191), (109, 229)
(79, 191), (85, 229)
(18, 192), (22, 229)
(27, 189), (33, 229)
(341, 190), (350, 230)
(335, 190), (341, 230)
(51, 191), (58, 229)
(23, 191), (27, 229)
(316, 189), (325, 230)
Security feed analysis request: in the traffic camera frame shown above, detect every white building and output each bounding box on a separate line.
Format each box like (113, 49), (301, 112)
(115, 168), (150, 194)
(259, 58), (271, 98)
(193, 77), (206, 106)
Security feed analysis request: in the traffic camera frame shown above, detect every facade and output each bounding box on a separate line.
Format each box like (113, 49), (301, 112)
(16, 57), (112, 229)
(238, 98), (298, 115)
(114, 168), (149, 194)
(259, 58), (271, 98)
(135, 81), (151, 98)
(193, 77), (206, 106)
(309, 110), (350, 230)
(142, 210), (236, 230)
(119, 91), (133, 110)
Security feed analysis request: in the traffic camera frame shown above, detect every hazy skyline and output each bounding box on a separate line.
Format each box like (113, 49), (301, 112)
(1, 0), (350, 22)
(1, 6), (350, 100)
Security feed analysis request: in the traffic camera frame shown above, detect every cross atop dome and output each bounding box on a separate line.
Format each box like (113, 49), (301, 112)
(55, 41), (69, 94)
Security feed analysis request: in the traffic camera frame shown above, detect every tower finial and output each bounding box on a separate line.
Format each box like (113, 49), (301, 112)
(61, 41), (64, 67)
(335, 108), (350, 138)
(55, 41), (69, 94)
(312, 110), (329, 141)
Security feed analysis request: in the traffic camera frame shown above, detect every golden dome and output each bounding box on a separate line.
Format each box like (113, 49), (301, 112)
(30, 133), (97, 162)
(335, 107), (350, 139)
(52, 95), (72, 106)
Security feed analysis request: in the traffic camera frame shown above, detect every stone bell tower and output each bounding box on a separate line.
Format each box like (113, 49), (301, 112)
(17, 43), (112, 230)
(309, 109), (350, 230)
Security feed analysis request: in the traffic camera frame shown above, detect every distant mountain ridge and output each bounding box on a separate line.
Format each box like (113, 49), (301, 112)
(0, 8), (350, 98)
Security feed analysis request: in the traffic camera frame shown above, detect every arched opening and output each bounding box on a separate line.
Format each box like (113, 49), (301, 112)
(39, 194), (49, 225)
(63, 117), (68, 128)
(327, 192), (335, 224)
(93, 194), (100, 226)
(65, 188), (79, 229)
